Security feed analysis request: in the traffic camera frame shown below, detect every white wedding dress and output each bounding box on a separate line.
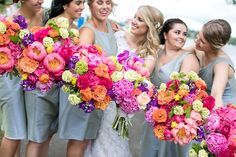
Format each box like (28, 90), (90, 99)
(84, 31), (133, 157)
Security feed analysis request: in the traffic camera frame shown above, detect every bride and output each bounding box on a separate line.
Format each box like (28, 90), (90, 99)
(84, 5), (164, 157)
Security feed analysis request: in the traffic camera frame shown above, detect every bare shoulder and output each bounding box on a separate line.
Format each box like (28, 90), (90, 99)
(79, 26), (95, 45)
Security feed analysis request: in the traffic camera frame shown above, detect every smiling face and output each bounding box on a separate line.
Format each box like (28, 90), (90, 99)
(64, 0), (85, 20)
(89, 0), (112, 21)
(164, 23), (187, 49)
(23, 0), (44, 12)
(195, 30), (212, 52)
(130, 9), (148, 37)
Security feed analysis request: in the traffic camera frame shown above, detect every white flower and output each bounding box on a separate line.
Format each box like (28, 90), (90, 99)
(19, 29), (29, 39)
(68, 94), (82, 105)
(198, 149), (208, 157)
(192, 100), (203, 112)
(59, 28), (69, 39)
(159, 83), (166, 91)
(70, 28), (80, 37)
(62, 70), (73, 83)
(43, 37), (54, 48)
(56, 17), (69, 28)
(188, 149), (198, 157)
(0, 21), (6, 34)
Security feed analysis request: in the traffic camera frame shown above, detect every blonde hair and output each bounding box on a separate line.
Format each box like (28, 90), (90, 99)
(136, 5), (164, 58)
(202, 19), (231, 50)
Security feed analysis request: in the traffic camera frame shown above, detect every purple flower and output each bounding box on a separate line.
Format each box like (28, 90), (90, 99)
(79, 101), (95, 113)
(22, 33), (34, 46)
(70, 56), (80, 64)
(13, 15), (27, 29)
(195, 127), (205, 142)
(21, 80), (36, 91)
(139, 83), (149, 92)
(117, 50), (130, 64)
(187, 80), (197, 94)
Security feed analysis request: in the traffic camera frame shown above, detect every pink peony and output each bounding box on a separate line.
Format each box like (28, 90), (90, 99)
(57, 39), (76, 63)
(171, 122), (197, 145)
(145, 106), (158, 126)
(0, 47), (14, 74)
(27, 41), (47, 61)
(34, 27), (50, 42)
(228, 129), (236, 147)
(43, 53), (65, 74)
(206, 133), (228, 155)
(36, 79), (53, 92)
(205, 113), (221, 132)
(190, 110), (203, 125)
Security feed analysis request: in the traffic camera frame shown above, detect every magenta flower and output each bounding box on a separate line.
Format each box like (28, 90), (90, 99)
(27, 41), (47, 61)
(206, 133), (228, 155)
(205, 113), (221, 132)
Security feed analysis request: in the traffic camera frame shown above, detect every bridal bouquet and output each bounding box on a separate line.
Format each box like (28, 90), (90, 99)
(0, 15), (25, 76)
(61, 45), (116, 113)
(145, 71), (215, 145)
(111, 50), (155, 138)
(189, 104), (236, 157)
(17, 17), (79, 92)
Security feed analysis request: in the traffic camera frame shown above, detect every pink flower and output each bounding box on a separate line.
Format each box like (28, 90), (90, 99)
(203, 96), (215, 111)
(27, 41), (47, 61)
(171, 122), (196, 145)
(206, 133), (228, 155)
(228, 129), (236, 147)
(87, 53), (102, 69)
(76, 75), (90, 89)
(164, 129), (173, 141)
(145, 106), (158, 126)
(0, 47), (14, 74)
(205, 113), (221, 132)
(190, 110), (203, 125)
(57, 38), (76, 63)
(34, 27), (50, 42)
(99, 77), (112, 89)
(43, 53), (65, 74)
(36, 79), (53, 92)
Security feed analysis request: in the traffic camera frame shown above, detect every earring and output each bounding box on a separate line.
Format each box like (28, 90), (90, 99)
(21, 0), (25, 3)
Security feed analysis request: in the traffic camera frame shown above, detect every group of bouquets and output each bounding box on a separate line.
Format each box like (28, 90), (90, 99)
(145, 71), (215, 145)
(0, 15), (81, 92)
(0, 15), (24, 76)
(61, 45), (116, 113)
(110, 50), (155, 138)
(189, 104), (236, 157)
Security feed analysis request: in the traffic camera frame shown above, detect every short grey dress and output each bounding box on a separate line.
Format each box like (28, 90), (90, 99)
(199, 57), (236, 105)
(58, 21), (117, 140)
(0, 76), (26, 139)
(140, 51), (194, 157)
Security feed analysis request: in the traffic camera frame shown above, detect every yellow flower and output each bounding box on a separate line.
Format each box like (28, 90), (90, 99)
(171, 122), (178, 128)
(46, 47), (54, 53)
(21, 73), (28, 80)
(71, 77), (77, 86)
(175, 94), (180, 101)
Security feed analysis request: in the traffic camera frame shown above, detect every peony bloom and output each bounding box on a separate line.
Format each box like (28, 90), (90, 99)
(204, 113), (220, 132)
(27, 41), (47, 61)
(43, 53), (65, 74)
(206, 133), (228, 155)
(0, 47), (14, 74)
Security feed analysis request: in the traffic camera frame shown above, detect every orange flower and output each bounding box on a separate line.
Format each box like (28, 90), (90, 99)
(92, 85), (107, 102)
(80, 88), (92, 101)
(132, 88), (142, 96)
(195, 90), (208, 100)
(9, 21), (20, 31)
(73, 37), (80, 45)
(152, 108), (167, 123)
(154, 125), (166, 140)
(194, 79), (207, 90)
(95, 45), (103, 55)
(39, 74), (50, 83)
(183, 103), (191, 110)
(30, 26), (43, 33)
(0, 34), (10, 45)
(5, 29), (16, 36)
(158, 90), (175, 105)
(48, 29), (59, 38)
(18, 56), (39, 73)
(94, 95), (111, 110)
(177, 89), (189, 98)
(95, 63), (109, 78)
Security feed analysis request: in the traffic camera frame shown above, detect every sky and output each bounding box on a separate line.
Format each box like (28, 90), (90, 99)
(43, 0), (236, 37)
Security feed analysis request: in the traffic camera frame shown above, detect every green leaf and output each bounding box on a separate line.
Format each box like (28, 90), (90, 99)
(169, 108), (174, 118)
(184, 106), (192, 118)
(9, 35), (20, 44)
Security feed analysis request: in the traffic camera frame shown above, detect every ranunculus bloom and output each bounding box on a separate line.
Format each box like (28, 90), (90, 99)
(27, 41), (47, 61)
(203, 96), (215, 111)
(194, 79), (207, 90)
(95, 63), (109, 78)
(153, 125), (166, 140)
(43, 53), (65, 74)
(94, 95), (111, 110)
(158, 90), (175, 105)
(0, 47), (14, 74)
(0, 34), (10, 45)
(18, 56), (39, 73)
(92, 85), (107, 102)
(80, 88), (92, 101)
(152, 108), (167, 123)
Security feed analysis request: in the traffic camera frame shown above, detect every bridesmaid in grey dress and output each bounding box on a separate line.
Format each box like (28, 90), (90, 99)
(0, 0), (47, 157)
(140, 19), (200, 157)
(194, 19), (236, 106)
(57, 0), (117, 156)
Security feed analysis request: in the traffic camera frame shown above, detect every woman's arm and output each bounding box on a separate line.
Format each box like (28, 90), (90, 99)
(144, 55), (156, 74)
(79, 27), (95, 45)
(180, 53), (200, 74)
(211, 62), (229, 108)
